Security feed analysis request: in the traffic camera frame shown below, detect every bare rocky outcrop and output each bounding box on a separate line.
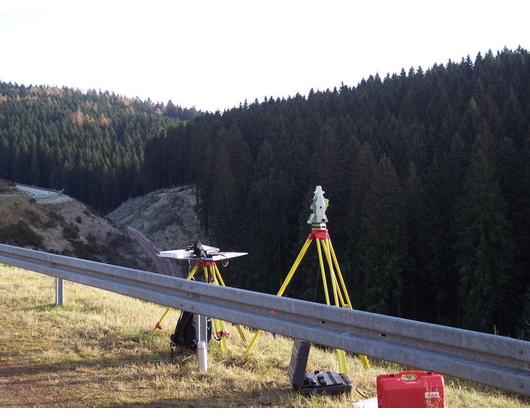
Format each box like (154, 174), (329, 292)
(107, 185), (206, 252)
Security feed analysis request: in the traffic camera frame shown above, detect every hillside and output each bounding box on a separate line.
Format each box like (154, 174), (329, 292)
(107, 184), (206, 277)
(140, 47), (530, 338)
(0, 180), (156, 272)
(2, 48), (529, 338)
(0, 82), (198, 212)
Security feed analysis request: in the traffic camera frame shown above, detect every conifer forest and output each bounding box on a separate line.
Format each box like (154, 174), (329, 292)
(1, 48), (529, 338)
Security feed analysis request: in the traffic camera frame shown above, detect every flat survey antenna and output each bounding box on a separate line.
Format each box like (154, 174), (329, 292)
(158, 243), (247, 261)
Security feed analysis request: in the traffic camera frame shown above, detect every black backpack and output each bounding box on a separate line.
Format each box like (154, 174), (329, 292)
(170, 311), (212, 356)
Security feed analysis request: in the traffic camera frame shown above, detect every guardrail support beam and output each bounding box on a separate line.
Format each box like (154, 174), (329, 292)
(55, 277), (64, 306)
(195, 314), (208, 372)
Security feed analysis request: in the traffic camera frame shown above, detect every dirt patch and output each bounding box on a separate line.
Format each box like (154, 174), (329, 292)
(108, 185), (206, 252)
(36, 195), (73, 205)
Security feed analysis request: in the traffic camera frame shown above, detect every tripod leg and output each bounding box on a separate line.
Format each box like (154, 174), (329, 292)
(209, 266), (228, 354)
(277, 238), (313, 297)
(328, 238), (352, 309)
(213, 265), (248, 343)
(150, 262), (200, 336)
(327, 239), (371, 370)
(336, 349), (348, 375)
(188, 262), (201, 279)
(321, 239), (349, 375)
(150, 307), (172, 336)
(321, 239), (340, 308)
(243, 238), (313, 359)
(316, 239), (330, 305)
(243, 330), (263, 359)
(321, 239), (348, 308)
(234, 324), (248, 344)
(213, 264), (226, 286)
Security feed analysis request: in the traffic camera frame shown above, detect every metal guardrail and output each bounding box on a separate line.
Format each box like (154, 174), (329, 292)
(15, 183), (63, 194)
(1, 242), (529, 397)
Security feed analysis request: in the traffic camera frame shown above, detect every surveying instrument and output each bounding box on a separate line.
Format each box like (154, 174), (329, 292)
(150, 243), (248, 354)
(243, 186), (370, 373)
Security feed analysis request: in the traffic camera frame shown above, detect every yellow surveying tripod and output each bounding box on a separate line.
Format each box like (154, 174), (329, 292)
(151, 258), (248, 354)
(243, 186), (370, 373)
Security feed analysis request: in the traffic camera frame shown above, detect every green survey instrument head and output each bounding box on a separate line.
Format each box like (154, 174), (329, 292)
(307, 186), (329, 229)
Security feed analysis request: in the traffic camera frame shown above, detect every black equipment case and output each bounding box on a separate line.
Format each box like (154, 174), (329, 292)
(288, 339), (353, 395)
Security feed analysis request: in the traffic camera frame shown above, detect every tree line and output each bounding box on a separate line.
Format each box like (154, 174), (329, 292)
(1, 48), (528, 338)
(143, 47), (530, 338)
(0, 83), (197, 211)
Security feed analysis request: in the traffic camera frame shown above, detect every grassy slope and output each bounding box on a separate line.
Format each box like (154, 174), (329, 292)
(0, 183), (156, 272)
(1, 265), (529, 408)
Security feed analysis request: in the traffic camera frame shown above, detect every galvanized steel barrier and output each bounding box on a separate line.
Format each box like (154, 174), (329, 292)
(1, 242), (529, 397)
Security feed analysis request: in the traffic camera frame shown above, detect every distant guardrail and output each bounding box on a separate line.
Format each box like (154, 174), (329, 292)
(15, 183), (63, 194)
(13, 183), (63, 198)
(0, 242), (529, 397)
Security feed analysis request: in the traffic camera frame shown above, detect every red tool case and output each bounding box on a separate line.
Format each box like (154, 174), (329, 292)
(377, 371), (444, 408)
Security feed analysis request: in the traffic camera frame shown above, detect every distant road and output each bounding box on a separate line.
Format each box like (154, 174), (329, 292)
(15, 183), (61, 197)
(125, 227), (176, 277)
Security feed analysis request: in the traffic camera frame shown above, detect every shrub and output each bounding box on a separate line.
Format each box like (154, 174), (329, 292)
(0, 221), (44, 247)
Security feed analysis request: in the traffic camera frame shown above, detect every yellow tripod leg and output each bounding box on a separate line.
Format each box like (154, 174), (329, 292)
(327, 238), (371, 370)
(151, 307), (172, 336)
(213, 264), (226, 286)
(213, 265), (248, 343)
(316, 239), (331, 305)
(243, 330), (263, 359)
(277, 238), (313, 296)
(320, 239), (348, 375)
(321, 239), (347, 308)
(336, 349), (348, 375)
(150, 263), (200, 335)
(321, 239), (339, 306)
(213, 318), (228, 353)
(208, 266), (228, 354)
(327, 238), (352, 309)
(243, 238), (313, 359)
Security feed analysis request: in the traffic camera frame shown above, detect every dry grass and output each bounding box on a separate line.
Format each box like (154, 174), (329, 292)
(1, 265), (529, 408)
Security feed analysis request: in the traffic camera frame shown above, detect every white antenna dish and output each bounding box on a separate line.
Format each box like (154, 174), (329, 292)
(158, 243), (247, 262)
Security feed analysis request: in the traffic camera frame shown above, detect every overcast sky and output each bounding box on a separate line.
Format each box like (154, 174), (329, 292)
(1, 1), (529, 112)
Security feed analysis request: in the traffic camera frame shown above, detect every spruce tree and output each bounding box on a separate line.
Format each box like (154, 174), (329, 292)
(359, 155), (410, 316)
(453, 136), (517, 333)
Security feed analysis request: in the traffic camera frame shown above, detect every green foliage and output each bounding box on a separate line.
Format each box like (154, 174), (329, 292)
(138, 47), (530, 337)
(0, 84), (197, 212)
(453, 139), (517, 332)
(358, 155), (410, 316)
(3, 48), (530, 337)
(0, 220), (43, 247)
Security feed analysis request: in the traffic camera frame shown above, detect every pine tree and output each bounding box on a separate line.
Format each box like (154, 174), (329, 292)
(0, 134), (9, 178)
(521, 286), (530, 340)
(210, 142), (239, 248)
(28, 147), (41, 185)
(453, 137), (517, 333)
(342, 141), (376, 306)
(359, 155), (410, 316)
(403, 161), (425, 319)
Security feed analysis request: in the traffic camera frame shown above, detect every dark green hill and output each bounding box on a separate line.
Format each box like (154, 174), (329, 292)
(0, 82), (197, 212)
(141, 47), (530, 338)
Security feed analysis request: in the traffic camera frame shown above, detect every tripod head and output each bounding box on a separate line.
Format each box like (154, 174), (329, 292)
(307, 186), (329, 229)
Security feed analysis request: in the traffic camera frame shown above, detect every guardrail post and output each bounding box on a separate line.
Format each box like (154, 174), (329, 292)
(55, 277), (64, 306)
(195, 314), (208, 372)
